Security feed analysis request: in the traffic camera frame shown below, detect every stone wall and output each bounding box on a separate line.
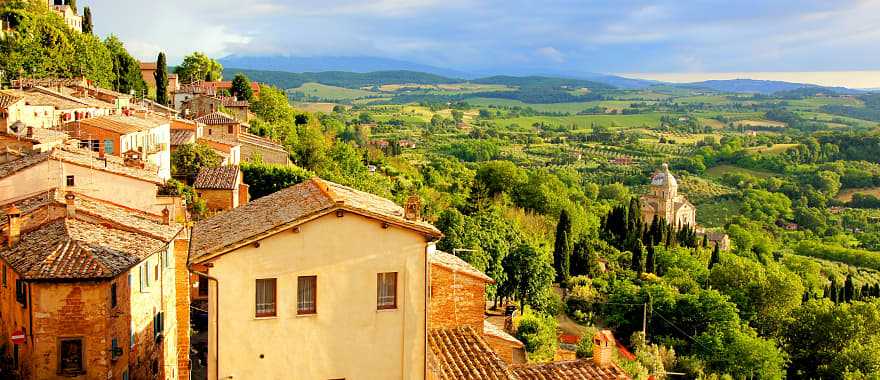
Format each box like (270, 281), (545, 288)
(198, 189), (235, 213)
(174, 237), (191, 379)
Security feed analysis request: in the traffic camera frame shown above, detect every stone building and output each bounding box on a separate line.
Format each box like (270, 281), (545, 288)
(67, 114), (172, 180)
(0, 190), (185, 380)
(193, 165), (249, 213)
(189, 178), (442, 380)
(641, 163), (696, 228)
(193, 112), (289, 166)
(182, 95), (250, 123)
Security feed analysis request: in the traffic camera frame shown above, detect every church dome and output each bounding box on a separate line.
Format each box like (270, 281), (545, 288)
(651, 163), (678, 188)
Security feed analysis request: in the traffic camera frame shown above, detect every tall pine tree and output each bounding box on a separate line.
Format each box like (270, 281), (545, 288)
(645, 236), (655, 274)
(630, 237), (644, 275)
(155, 52), (169, 105)
(553, 209), (573, 284)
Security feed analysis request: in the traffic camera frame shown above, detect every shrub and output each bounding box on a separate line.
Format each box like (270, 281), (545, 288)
(514, 308), (558, 362)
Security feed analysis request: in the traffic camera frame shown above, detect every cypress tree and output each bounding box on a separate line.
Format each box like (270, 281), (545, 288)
(231, 73), (254, 101)
(702, 234), (709, 248)
(830, 277), (839, 303)
(553, 209), (572, 284)
(627, 197), (642, 242)
(631, 238), (644, 275)
(82, 6), (92, 34)
(155, 52), (169, 105)
(709, 243), (720, 269)
(645, 236), (655, 274)
(844, 274), (855, 302)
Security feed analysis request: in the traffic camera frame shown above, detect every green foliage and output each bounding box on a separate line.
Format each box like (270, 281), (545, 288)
(0, 2), (115, 88)
(502, 243), (554, 312)
(155, 52), (168, 105)
(231, 73), (254, 101)
(175, 51), (223, 83)
(105, 35), (147, 95)
(158, 179), (206, 221)
(553, 209), (573, 284)
(785, 299), (880, 378)
(514, 308), (558, 363)
(795, 241), (880, 271)
(694, 322), (787, 380)
(170, 143), (222, 184)
(81, 6), (91, 34)
(240, 162), (313, 199)
(444, 140), (501, 162)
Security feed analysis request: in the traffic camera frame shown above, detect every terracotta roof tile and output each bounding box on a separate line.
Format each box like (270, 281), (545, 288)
(431, 250), (495, 283)
(0, 218), (167, 280)
(510, 360), (630, 380)
(190, 177), (441, 263)
(171, 130), (195, 146)
(429, 326), (515, 380)
(0, 91), (23, 109)
(0, 144), (163, 184)
(193, 165), (240, 190)
(75, 115), (167, 134)
(194, 111), (237, 125)
(219, 96), (249, 108)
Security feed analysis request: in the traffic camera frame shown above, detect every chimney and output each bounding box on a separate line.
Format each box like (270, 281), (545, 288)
(404, 195), (421, 221)
(161, 207), (171, 225)
(65, 191), (76, 218)
(592, 330), (615, 367)
(6, 205), (21, 248)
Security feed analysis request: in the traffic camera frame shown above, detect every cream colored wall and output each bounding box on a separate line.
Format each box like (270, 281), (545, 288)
(0, 160), (160, 212)
(207, 212), (430, 380)
(128, 244), (179, 380)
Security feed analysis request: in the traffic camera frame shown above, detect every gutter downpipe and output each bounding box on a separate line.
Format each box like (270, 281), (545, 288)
(190, 268), (219, 380)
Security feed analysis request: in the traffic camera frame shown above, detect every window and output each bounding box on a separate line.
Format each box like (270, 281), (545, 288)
(227, 125), (233, 134)
(255, 278), (277, 317)
(154, 311), (164, 338)
(154, 264), (159, 282)
(15, 280), (26, 307)
(104, 139), (114, 155)
(130, 321), (135, 349)
(297, 276), (317, 315)
(110, 283), (117, 309)
(139, 265), (148, 291)
(198, 275), (209, 298)
(66, 175), (75, 187)
(111, 338), (121, 359)
(122, 370), (129, 380)
(377, 272), (398, 310)
(165, 249), (173, 268)
(58, 338), (84, 375)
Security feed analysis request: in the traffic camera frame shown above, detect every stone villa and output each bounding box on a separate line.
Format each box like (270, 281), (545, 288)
(641, 163), (696, 228)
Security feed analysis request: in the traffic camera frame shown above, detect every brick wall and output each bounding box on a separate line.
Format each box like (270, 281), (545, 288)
(483, 333), (527, 364)
(174, 237), (191, 379)
(0, 262), (33, 378)
(198, 189), (235, 214)
(429, 265), (486, 331)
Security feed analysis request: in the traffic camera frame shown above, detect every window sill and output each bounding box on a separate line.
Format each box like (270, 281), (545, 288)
(377, 308), (398, 313)
(296, 313), (317, 318)
(254, 315), (278, 320)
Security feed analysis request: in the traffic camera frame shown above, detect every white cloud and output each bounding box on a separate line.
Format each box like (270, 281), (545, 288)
(535, 47), (565, 63)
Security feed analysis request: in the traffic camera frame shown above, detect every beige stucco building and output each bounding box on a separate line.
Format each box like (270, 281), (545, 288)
(189, 178), (442, 380)
(641, 163), (696, 228)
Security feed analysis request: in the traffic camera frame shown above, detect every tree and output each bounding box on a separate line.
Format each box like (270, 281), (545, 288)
(240, 162), (313, 199)
(709, 243), (720, 269)
(844, 274), (856, 302)
(104, 36), (147, 95)
(230, 73), (254, 101)
(81, 6), (92, 34)
(170, 143), (222, 184)
(645, 236), (655, 274)
(174, 52), (223, 83)
(154, 52), (168, 105)
(631, 239), (645, 275)
(553, 209), (573, 284)
(503, 243), (554, 312)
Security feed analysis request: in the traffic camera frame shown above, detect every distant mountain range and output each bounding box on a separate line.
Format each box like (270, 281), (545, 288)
(219, 55), (867, 95)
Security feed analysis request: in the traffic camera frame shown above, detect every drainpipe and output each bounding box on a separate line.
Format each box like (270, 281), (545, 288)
(190, 268), (219, 380)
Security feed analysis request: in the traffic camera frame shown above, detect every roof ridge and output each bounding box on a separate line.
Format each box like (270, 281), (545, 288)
(310, 177), (341, 204)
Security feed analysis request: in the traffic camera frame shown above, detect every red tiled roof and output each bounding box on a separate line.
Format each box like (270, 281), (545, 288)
(193, 165), (240, 190)
(76, 115), (167, 134)
(219, 96), (249, 108)
(0, 144), (163, 184)
(195, 111), (238, 125)
(429, 326), (514, 380)
(510, 360), (630, 380)
(190, 177), (442, 263)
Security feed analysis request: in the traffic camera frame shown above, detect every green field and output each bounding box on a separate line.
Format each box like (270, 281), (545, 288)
(493, 113), (664, 129)
(706, 164), (778, 179)
(291, 83), (378, 100)
(463, 98), (644, 113)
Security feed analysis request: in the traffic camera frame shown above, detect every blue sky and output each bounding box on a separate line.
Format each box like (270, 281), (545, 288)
(87, 0), (880, 76)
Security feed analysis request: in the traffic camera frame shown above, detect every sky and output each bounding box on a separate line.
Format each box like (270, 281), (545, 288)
(86, 0), (880, 87)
